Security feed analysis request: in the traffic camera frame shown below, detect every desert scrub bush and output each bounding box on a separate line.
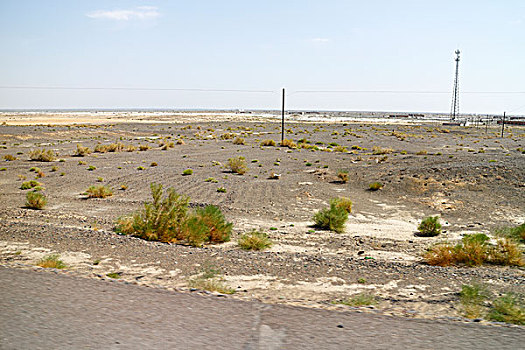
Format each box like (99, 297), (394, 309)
(139, 144), (151, 151)
(182, 169), (193, 176)
(3, 154), (17, 161)
(220, 132), (235, 140)
(204, 177), (218, 183)
(25, 191), (47, 209)
(232, 136), (245, 145)
(20, 180), (41, 190)
(333, 145), (347, 152)
(150, 162), (158, 167)
(238, 230), (273, 251)
(227, 156), (247, 175)
(496, 223), (525, 243)
(29, 148), (56, 162)
(487, 293), (525, 325)
(372, 146), (394, 155)
(334, 197), (352, 213)
(260, 139), (276, 147)
(334, 293), (377, 307)
(37, 254), (66, 269)
(416, 216), (442, 237)
(50, 166), (58, 172)
(416, 150), (428, 155)
(137, 166), (145, 170)
(94, 144), (109, 153)
(107, 142), (125, 152)
(337, 170), (349, 183)
(368, 182), (383, 191)
(313, 199), (349, 233)
(424, 234), (524, 267)
(182, 205), (232, 247)
(188, 266), (235, 294)
(280, 139), (297, 149)
(86, 185), (113, 198)
(459, 283), (489, 319)
(74, 144), (91, 156)
(116, 183), (189, 242)
(87, 165), (96, 171)
(216, 187), (226, 193)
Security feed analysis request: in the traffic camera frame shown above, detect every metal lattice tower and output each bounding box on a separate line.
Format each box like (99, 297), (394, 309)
(450, 49), (461, 120)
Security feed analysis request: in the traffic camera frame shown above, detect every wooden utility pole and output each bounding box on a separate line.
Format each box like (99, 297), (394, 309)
(281, 88), (285, 143)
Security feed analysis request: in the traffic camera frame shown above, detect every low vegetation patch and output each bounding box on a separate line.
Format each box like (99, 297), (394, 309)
(337, 170), (348, 183)
(3, 154), (17, 161)
(238, 230), (273, 251)
(333, 293), (377, 307)
(20, 180), (41, 190)
(496, 223), (525, 243)
(313, 198), (349, 233)
(424, 233), (524, 267)
(26, 191), (47, 209)
(334, 197), (352, 213)
(182, 169), (193, 176)
(115, 183), (232, 247)
(280, 139), (297, 149)
(74, 144), (92, 156)
(260, 139), (276, 147)
(227, 156), (247, 175)
(233, 136), (245, 145)
(29, 148), (57, 162)
(417, 216), (442, 237)
(188, 265), (235, 294)
(37, 254), (66, 269)
(86, 185), (113, 198)
(368, 182), (383, 191)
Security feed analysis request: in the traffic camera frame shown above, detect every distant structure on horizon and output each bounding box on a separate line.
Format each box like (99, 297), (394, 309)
(450, 49), (461, 120)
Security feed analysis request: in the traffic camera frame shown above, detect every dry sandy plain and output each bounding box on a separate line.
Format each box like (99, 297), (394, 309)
(0, 112), (524, 324)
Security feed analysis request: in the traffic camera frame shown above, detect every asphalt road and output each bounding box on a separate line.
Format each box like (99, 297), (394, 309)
(1, 267), (523, 350)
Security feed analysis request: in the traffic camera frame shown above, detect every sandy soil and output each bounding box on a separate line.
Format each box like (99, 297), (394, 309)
(0, 113), (524, 322)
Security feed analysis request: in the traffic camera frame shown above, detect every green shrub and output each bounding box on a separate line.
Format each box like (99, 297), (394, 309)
(216, 187), (226, 193)
(115, 184), (232, 247)
(334, 293), (377, 307)
(334, 197), (352, 213)
(29, 148), (56, 162)
(496, 223), (525, 243)
(115, 183), (189, 242)
(372, 146), (394, 155)
(368, 182), (383, 191)
(26, 191), (47, 209)
(238, 230), (273, 251)
(20, 180), (41, 190)
(280, 139), (297, 149)
(228, 156), (247, 175)
(313, 199), (349, 233)
(87, 165), (96, 171)
(37, 254), (66, 269)
(487, 293), (525, 325)
(233, 137), (245, 145)
(204, 177), (218, 183)
(489, 238), (524, 266)
(455, 234), (490, 267)
(86, 185), (113, 198)
(74, 144), (92, 156)
(417, 216), (442, 237)
(260, 139), (276, 147)
(182, 169), (193, 176)
(337, 170), (349, 183)
(3, 154), (17, 161)
(459, 283), (489, 319)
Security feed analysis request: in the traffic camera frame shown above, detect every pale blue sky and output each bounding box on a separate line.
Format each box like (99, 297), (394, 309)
(0, 0), (524, 113)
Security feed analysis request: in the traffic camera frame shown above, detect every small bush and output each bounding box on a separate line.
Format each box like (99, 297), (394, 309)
(3, 154), (17, 161)
(20, 180), (41, 190)
(496, 223), (525, 243)
(192, 205), (232, 244)
(372, 146), (394, 155)
(74, 144), (92, 156)
(337, 170), (349, 183)
(182, 169), (193, 176)
(369, 182), (383, 191)
(29, 149), (56, 162)
(313, 199), (349, 233)
(94, 144), (109, 153)
(188, 266), (235, 294)
(86, 185), (113, 198)
(333, 145), (347, 153)
(26, 191), (47, 209)
(139, 144), (151, 151)
(107, 142), (125, 152)
(260, 139), (276, 147)
(150, 162), (158, 167)
(204, 177), (218, 183)
(455, 233), (490, 267)
(87, 165), (96, 171)
(460, 283), (489, 319)
(220, 133), (235, 140)
(37, 254), (66, 269)
(487, 293), (525, 325)
(334, 197), (352, 213)
(335, 293), (377, 307)
(423, 243), (456, 266)
(137, 166), (145, 170)
(280, 139), (297, 149)
(216, 187), (226, 193)
(489, 238), (524, 266)
(233, 137), (245, 145)
(228, 156), (247, 175)
(238, 230), (273, 251)
(417, 216), (442, 237)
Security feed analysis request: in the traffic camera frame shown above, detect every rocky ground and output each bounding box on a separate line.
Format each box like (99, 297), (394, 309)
(0, 117), (524, 323)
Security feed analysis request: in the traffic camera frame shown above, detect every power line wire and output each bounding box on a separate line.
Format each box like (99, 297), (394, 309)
(290, 90), (525, 94)
(0, 86), (276, 93)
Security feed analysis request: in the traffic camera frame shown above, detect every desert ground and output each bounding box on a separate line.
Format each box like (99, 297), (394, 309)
(0, 112), (523, 324)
